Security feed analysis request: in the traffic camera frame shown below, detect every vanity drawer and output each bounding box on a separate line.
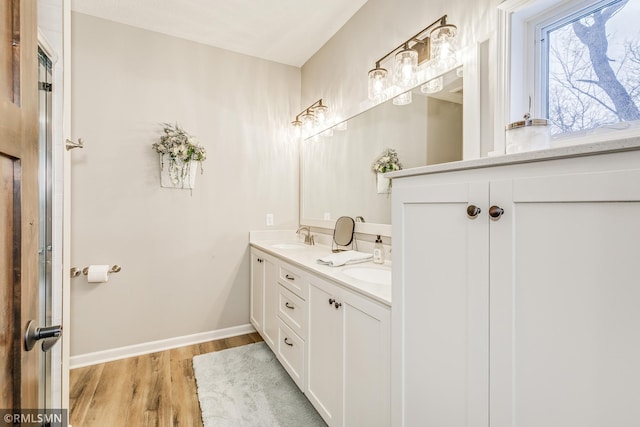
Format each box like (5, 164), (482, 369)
(278, 284), (307, 339)
(278, 262), (308, 299)
(277, 319), (305, 391)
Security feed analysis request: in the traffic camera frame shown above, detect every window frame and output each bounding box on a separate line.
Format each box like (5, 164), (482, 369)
(496, 0), (640, 153)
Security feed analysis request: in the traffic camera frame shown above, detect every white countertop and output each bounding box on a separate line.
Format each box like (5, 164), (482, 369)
(250, 234), (391, 307)
(386, 137), (640, 179)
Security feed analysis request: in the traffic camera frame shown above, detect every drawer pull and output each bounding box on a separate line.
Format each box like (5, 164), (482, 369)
(284, 337), (293, 347)
(285, 274), (295, 281)
(334, 301), (342, 309)
(285, 302), (295, 310)
(329, 298), (335, 305)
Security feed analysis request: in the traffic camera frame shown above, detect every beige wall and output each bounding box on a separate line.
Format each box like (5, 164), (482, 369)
(301, 0), (498, 127)
(70, 13), (300, 355)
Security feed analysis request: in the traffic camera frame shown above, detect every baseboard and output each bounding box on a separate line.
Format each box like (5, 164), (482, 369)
(70, 323), (256, 369)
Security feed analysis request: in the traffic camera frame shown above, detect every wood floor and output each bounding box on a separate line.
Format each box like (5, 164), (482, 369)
(69, 332), (263, 427)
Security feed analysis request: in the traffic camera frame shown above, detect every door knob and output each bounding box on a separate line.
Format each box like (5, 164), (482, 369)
(489, 206), (504, 220)
(467, 205), (481, 218)
(24, 320), (62, 352)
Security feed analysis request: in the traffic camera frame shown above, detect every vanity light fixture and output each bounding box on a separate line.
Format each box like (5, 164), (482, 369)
(367, 14), (457, 101)
(291, 99), (330, 138)
(393, 91), (412, 106)
(421, 75), (443, 94)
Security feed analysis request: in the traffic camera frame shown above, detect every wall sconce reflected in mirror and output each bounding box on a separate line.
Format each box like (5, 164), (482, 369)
(367, 14), (457, 101)
(421, 75), (443, 94)
(393, 91), (412, 106)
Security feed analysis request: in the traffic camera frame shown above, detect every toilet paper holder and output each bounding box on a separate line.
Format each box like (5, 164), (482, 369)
(70, 265), (122, 278)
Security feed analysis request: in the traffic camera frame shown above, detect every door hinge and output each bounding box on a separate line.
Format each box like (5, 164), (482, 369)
(39, 82), (52, 92)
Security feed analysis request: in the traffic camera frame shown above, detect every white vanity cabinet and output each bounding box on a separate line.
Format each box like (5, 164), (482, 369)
(392, 149), (640, 427)
(249, 249), (277, 349)
(307, 275), (391, 427)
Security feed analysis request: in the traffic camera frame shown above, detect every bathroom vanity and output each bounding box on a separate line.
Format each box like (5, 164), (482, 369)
(250, 235), (391, 427)
(388, 140), (640, 426)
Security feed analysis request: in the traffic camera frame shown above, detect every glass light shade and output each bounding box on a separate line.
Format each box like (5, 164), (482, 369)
(421, 76), (443, 94)
(394, 47), (418, 88)
(300, 111), (315, 135)
(314, 104), (329, 124)
(291, 120), (302, 138)
(430, 24), (458, 68)
(393, 91), (412, 106)
(368, 67), (388, 100)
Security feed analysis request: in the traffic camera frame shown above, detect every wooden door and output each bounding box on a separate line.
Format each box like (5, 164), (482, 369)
(391, 180), (490, 427)
(490, 170), (640, 426)
(0, 0), (39, 410)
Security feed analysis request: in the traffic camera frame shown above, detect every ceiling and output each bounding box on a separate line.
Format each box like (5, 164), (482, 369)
(70, 0), (369, 67)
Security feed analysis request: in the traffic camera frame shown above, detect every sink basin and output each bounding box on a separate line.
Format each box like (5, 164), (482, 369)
(342, 266), (391, 286)
(271, 243), (307, 250)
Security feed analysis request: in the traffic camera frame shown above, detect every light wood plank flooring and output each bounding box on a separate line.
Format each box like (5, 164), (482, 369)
(69, 332), (263, 426)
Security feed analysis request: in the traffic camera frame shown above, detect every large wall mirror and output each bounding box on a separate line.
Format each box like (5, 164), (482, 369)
(301, 61), (477, 237)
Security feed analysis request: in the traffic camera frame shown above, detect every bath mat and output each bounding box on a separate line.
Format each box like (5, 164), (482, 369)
(192, 341), (326, 427)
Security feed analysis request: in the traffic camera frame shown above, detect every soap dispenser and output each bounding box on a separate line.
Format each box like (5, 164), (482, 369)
(373, 235), (385, 264)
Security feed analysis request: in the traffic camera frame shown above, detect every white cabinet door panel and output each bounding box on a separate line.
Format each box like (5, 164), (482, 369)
(392, 182), (489, 427)
(490, 171), (640, 427)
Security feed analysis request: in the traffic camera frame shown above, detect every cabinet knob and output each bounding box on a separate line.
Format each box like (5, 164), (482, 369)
(329, 298), (335, 305)
(284, 337), (293, 347)
(285, 302), (295, 310)
(334, 301), (342, 309)
(489, 205), (504, 220)
(467, 205), (481, 218)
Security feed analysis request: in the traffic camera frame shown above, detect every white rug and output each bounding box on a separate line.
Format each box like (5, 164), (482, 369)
(193, 342), (327, 427)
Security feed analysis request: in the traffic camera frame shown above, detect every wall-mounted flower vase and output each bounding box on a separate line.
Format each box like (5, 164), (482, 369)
(376, 172), (390, 194)
(159, 154), (198, 189)
(152, 123), (206, 191)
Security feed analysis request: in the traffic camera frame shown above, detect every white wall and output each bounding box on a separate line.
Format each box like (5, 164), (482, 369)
(70, 13), (300, 356)
(301, 0), (498, 130)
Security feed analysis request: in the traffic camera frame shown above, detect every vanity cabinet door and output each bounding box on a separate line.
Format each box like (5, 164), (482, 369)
(341, 287), (390, 427)
(250, 249), (277, 350)
(307, 278), (342, 426)
(308, 276), (391, 427)
(392, 180), (490, 427)
(490, 170), (640, 427)
(250, 250), (265, 331)
(261, 257), (278, 350)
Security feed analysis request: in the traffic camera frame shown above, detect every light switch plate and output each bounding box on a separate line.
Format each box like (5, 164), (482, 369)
(266, 213), (274, 226)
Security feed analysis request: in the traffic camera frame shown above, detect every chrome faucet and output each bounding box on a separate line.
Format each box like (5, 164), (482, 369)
(296, 226), (315, 245)
(355, 216), (365, 223)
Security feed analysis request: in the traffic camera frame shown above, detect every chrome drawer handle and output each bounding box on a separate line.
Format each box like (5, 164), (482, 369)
(285, 302), (295, 310)
(284, 337), (293, 347)
(285, 274), (295, 281)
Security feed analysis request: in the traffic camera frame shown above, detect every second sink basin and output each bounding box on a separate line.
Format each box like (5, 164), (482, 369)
(342, 266), (391, 286)
(271, 243), (307, 250)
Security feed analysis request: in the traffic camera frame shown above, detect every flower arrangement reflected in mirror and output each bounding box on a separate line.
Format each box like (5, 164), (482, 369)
(152, 123), (207, 189)
(372, 148), (402, 193)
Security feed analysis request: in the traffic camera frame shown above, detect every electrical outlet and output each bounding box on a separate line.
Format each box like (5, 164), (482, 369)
(323, 212), (331, 220)
(266, 213), (274, 226)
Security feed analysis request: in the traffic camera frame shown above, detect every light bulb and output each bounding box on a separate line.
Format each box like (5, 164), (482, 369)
(394, 47), (418, 88)
(368, 67), (388, 101)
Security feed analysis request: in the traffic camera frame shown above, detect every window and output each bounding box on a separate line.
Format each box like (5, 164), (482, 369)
(539, 0), (640, 136)
(502, 0), (640, 142)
